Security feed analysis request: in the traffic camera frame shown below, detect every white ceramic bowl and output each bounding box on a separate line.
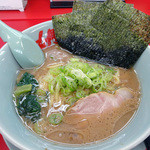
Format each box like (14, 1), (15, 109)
(0, 20), (150, 150)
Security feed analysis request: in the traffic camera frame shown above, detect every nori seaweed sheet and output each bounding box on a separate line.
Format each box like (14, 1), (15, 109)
(52, 0), (150, 68)
(73, 1), (100, 12)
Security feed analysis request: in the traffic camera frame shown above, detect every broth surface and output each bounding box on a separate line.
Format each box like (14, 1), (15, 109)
(15, 45), (140, 144)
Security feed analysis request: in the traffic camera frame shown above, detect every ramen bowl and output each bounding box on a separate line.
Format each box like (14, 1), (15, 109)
(0, 21), (150, 150)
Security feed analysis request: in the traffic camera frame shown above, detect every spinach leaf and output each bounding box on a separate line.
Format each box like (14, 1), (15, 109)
(17, 72), (39, 93)
(17, 94), (41, 122)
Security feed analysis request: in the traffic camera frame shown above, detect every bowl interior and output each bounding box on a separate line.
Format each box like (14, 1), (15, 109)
(0, 20), (150, 150)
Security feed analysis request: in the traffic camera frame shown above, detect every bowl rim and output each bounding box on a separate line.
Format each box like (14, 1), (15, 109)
(0, 20), (150, 150)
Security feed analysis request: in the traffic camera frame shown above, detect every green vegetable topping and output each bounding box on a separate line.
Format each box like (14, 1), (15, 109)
(49, 113), (63, 125)
(17, 72), (39, 93)
(76, 89), (86, 99)
(46, 58), (117, 105)
(36, 89), (49, 103)
(17, 94), (41, 122)
(66, 97), (78, 106)
(33, 122), (41, 134)
(49, 67), (61, 76)
(14, 84), (32, 97)
(14, 72), (41, 122)
(70, 58), (80, 62)
(36, 89), (47, 96)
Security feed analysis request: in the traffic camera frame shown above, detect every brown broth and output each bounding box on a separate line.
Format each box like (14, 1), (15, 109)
(16, 45), (140, 144)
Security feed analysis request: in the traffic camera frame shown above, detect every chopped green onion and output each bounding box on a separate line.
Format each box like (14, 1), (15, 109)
(50, 56), (54, 59)
(49, 67), (61, 76)
(92, 84), (102, 93)
(55, 82), (61, 101)
(61, 87), (72, 96)
(106, 68), (117, 74)
(70, 58), (80, 62)
(36, 89), (47, 96)
(43, 74), (54, 84)
(76, 89), (86, 99)
(66, 97), (77, 106)
(33, 122), (41, 133)
(46, 58), (117, 105)
(37, 96), (46, 103)
(70, 69), (92, 88)
(48, 80), (56, 94)
(71, 61), (90, 73)
(36, 89), (49, 103)
(49, 113), (63, 125)
(87, 71), (98, 79)
(61, 75), (77, 92)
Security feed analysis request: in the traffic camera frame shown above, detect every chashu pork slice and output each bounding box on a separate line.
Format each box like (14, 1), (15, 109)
(67, 88), (134, 115)
(63, 88), (134, 131)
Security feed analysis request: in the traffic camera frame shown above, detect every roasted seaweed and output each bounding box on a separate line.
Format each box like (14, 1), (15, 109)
(52, 0), (150, 68)
(73, 1), (101, 12)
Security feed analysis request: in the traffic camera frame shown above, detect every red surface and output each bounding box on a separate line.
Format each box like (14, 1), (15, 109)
(0, 134), (9, 150)
(0, 0), (72, 48)
(0, 0), (150, 149)
(0, 0), (72, 20)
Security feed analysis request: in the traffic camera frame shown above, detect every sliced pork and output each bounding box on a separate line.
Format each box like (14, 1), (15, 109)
(67, 88), (134, 115)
